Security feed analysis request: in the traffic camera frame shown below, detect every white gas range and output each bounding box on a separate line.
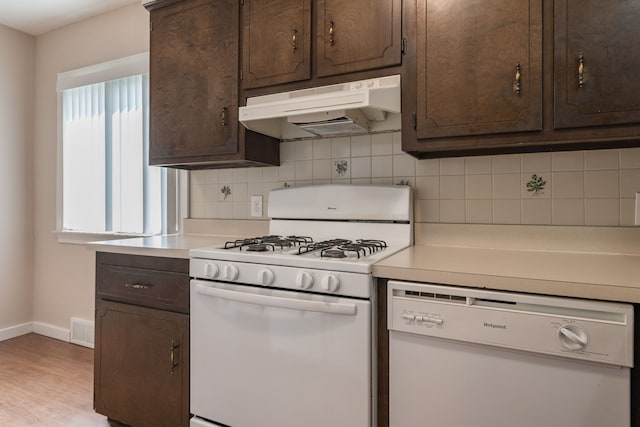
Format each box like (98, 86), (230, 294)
(189, 184), (412, 427)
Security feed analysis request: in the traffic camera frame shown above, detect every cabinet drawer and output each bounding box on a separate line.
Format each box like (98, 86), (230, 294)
(97, 260), (189, 313)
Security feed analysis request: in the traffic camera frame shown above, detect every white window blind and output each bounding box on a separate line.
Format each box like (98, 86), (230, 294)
(59, 54), (176, 236)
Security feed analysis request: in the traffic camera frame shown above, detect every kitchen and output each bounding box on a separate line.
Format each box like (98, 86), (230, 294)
(1, 0), (640, 427)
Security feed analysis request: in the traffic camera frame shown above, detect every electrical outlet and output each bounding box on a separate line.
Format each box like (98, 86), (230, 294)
(251, 195), (263, 217)
(635, 193), (640, 226)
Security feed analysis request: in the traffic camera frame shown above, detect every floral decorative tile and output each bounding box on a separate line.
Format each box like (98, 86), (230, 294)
(220, 184), (232, 201)
(333, 159), (349, 179)
(526, 174), (546, 195)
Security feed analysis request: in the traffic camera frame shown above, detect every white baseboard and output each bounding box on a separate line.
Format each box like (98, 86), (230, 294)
(32, 322), (71, 342)
(0, 321), (95, 348)
(0, 322), (33, 342)
(0, 322), (69, 342)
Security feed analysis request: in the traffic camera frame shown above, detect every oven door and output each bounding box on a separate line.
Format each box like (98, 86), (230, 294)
(190, 279), (373, 427)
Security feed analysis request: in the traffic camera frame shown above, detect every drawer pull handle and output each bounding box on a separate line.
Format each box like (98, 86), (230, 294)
(577, 52), (585, 88)
(329, 20), (335, 46)
(291, 29), (297, 51)
(513, 62), (521, 95)
(124, 283), (151, 290)
(170, 340), (180, 374)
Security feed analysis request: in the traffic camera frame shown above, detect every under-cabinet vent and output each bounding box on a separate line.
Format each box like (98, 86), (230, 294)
(70, 317), (95, 349)
(239, 74), (401, 139)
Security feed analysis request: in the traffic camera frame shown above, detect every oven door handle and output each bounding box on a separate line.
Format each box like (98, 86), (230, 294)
(195, 283), (358, 315)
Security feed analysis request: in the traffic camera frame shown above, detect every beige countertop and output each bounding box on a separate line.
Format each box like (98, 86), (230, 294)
(86, 219), (269, 258)
(88, 220), (640, 304)
(373, 245), (640, 303)
(87, 234), (235, 259)
(373, 224), (640, 304)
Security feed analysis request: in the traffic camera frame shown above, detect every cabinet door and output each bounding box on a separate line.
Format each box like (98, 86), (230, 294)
(149, 0), (239, 164)
(316, 0), (402, 77)
(242, 0), (311, 89)
(554, 0), (640, 129)
(94, 300), (189, 427)
(415, 0), (542, 139)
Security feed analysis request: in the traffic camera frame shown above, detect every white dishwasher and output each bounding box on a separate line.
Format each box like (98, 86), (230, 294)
(388, 281), (634, 427)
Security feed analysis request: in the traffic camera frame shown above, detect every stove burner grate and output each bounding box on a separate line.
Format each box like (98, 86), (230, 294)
(224, 235), (314, 251)
(298, 239), (351, 255)
(287, 235), (314, 244)
(337, 244), (368, 258)
(224, 236), (389, 259)
(299, 238), (389, 259)
(225, 238), (260, 249)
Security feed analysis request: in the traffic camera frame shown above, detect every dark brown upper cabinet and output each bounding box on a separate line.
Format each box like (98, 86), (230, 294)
(146, 0), (279, 168)
(316, 0), (403, 78)
(148, 0), (238, 163)
(402, 0), (640, 158)
(242, 0), (402, 87)
(242, 0), (311, 89)
(414, 0), (542, 139)
(554, 0), (640, 129)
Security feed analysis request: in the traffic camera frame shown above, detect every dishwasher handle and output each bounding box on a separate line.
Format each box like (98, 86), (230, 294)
(195, 283), (357, 315)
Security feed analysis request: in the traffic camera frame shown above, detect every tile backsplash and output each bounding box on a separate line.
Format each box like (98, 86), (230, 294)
(190, 132), (640, 226)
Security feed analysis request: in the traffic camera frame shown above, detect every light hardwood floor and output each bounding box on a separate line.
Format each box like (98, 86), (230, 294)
(0, 333), (113, 427)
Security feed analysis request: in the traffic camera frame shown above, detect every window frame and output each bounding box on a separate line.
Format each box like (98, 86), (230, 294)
(55, 53), (187, 244)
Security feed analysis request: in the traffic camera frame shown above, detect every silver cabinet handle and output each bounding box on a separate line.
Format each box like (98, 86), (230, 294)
(124, 283), (150, 289)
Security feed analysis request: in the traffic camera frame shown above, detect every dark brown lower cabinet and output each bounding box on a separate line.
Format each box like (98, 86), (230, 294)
(94, 253), (190, 427)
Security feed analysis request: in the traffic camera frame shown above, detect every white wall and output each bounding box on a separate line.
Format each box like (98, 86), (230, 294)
(32, 4), (149, 332)
(0, 25), (35, 335)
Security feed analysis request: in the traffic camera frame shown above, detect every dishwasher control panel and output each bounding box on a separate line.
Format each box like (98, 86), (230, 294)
(388, 281), (634, 367)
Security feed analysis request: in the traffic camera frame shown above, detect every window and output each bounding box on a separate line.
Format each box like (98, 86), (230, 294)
(57, 53), (179, 237)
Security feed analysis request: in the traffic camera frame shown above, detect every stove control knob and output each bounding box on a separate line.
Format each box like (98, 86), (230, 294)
(558, 324), (588, 351)
(204, 262), (219, 279)
(296, 271), (314, 289)
(258, 268), (275, 286)
(321, 274), (340, 292)
(222, 263), (239, 281)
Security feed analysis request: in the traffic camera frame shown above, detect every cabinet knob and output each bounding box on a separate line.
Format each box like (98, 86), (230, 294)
(291, 29), (297, 51)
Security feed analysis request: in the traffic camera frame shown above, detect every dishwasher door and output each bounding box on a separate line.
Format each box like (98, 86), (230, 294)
(387, 281), (634, 427)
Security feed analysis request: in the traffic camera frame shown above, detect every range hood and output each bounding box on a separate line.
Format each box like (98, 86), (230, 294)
(239, 75), (401, 140)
